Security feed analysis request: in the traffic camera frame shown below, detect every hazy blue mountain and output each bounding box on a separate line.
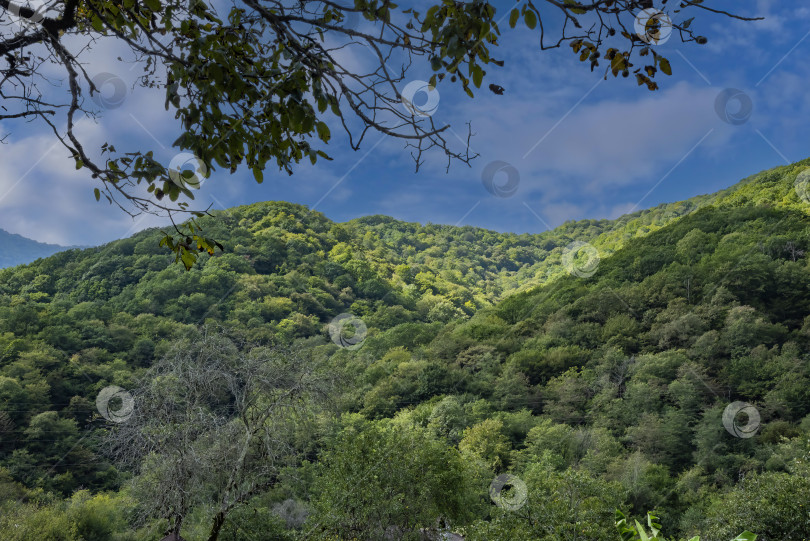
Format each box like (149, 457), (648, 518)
(0, 228), (72, 268)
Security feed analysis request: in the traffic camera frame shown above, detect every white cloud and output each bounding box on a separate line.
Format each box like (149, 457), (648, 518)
(0, 129), (171, 245)
(0, 2), (807, 246)
(447, 81), (732, 190)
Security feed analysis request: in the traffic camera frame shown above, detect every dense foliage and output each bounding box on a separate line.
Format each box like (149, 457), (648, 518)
(1, 159), (810, 539)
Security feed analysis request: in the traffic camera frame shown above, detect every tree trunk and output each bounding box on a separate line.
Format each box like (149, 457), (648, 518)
(207, 510), (227, 541)
(164, 515), (183, 541)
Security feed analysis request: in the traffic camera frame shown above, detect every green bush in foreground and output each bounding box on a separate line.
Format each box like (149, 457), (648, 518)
(616, 510), (756, 541)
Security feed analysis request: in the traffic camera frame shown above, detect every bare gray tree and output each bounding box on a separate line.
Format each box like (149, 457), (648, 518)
(104, 327), (334, 541)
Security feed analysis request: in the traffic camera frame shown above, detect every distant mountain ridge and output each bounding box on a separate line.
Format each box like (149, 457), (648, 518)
(0, 228), (73, 268)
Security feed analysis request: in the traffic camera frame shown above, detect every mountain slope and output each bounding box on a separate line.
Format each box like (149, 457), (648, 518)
(0, 158), (809, 539)
(333, 163), (810, 539)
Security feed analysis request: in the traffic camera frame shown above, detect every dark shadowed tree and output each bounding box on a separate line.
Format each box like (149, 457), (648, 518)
(308, 416), (481, 540)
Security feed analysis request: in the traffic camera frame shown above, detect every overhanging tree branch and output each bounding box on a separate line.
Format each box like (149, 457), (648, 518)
(0, 0), (756, 268)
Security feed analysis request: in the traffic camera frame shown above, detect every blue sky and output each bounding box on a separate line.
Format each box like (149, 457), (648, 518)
(0, 0), (809, 245)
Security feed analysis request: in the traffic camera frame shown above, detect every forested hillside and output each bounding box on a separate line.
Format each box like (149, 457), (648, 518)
(1, 160), (809, 540)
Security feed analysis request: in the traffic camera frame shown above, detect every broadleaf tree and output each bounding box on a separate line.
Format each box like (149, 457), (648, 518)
(0, 0), (758, 267)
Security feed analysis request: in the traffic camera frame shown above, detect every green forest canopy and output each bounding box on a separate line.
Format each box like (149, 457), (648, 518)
(1, 159), (810, 539)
